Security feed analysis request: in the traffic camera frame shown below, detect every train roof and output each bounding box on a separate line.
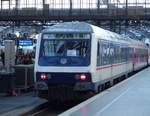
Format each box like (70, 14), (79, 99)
(42, 22), (146, 47)
(91, 23), (146, 46)
(42, 22), (93, 33)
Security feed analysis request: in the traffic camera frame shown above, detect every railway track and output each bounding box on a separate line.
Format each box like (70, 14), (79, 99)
(21, 101), (82, 116)
(30, 107), (63, 116)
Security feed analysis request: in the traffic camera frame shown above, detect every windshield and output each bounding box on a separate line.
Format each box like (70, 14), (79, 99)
(41, 40), (89, 57)
(38, 36), (91, 66)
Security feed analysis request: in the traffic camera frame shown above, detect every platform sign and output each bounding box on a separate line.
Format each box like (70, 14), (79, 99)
(19, 40), (33, 46)
(0, 40), (16, 46)
(1, 40), (33, 46)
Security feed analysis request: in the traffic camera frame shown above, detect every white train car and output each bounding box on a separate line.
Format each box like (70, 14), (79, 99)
(34, 22), (149, 101)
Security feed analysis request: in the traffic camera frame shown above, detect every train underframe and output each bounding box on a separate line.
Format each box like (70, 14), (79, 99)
(37, 82), (95, 103)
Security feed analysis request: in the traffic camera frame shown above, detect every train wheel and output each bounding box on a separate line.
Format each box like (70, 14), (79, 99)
(98, 85), (102, 93)
(104, 82), (110, 89)
(125, 73), (128, 78)
(110, 80), (113, 87)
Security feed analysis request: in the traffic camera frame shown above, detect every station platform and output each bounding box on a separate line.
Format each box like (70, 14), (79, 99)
(0, 92), (47, 116)
(59, 67), (150, 116)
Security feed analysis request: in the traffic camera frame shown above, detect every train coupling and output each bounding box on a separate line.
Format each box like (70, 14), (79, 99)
(74, 82), (94, 91)
(36, 82), (48, 90)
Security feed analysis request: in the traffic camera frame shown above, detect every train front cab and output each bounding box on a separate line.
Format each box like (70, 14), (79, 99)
(35, 32), (96, 100)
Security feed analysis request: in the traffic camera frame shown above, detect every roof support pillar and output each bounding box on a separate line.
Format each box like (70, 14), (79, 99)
(70, 0), (72, 14)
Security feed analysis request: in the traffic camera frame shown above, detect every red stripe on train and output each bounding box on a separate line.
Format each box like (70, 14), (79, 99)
(96, 62), (129, 70)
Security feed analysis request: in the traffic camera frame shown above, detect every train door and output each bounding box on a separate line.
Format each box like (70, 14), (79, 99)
(100, 40), (111, 80)
(125, 46), (130, 75)
(128, 47), (133, 73)
(96, 40), (111, 81)
(109, 42), (114, 78)
(148, 48), (150, 65)
(132, 47), (136, 71)
(111, 43), (122, 77)
(120, 45), (127, 76)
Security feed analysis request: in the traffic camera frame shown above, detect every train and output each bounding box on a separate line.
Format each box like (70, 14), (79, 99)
(34, 22), (150, 102)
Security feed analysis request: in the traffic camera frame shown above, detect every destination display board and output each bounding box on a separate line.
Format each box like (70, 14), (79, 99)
(43, 33), (90, 39)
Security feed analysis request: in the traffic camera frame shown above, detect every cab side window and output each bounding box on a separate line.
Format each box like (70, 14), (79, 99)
(97, 40), (101, 66)
(101, 41), (110, 65)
